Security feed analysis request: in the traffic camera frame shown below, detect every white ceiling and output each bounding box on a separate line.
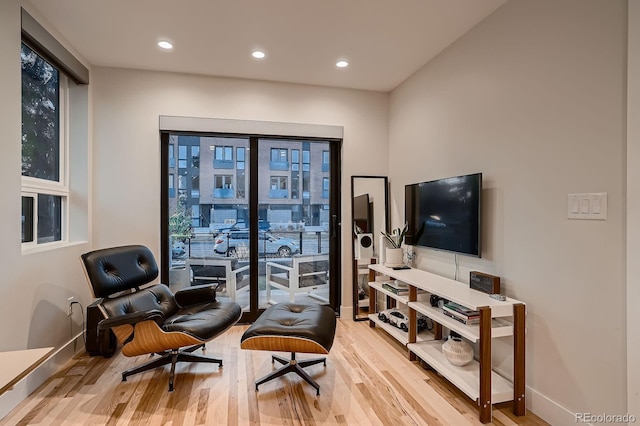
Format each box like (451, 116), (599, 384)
(29, 0), (506, 92)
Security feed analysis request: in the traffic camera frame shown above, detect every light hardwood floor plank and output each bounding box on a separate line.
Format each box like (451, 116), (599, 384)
(0, 319), (548, 426)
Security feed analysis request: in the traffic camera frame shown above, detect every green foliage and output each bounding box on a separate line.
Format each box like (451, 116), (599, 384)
(21, 43), (60, 181)
(381, 223), (408, 248)
(169, 194), (193, 241)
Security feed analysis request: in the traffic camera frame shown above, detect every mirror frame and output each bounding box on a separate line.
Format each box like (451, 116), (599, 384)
(351, 175), (389, 321)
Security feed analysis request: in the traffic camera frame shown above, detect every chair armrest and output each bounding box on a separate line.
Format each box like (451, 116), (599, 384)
(98, 310), (164, 330)
(174, 284), (217, 307)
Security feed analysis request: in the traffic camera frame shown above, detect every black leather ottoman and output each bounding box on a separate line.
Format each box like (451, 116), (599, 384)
(240, 303), (337, 395)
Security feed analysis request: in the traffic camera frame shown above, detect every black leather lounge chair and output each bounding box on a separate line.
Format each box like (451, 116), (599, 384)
(81, 245), (242, 391)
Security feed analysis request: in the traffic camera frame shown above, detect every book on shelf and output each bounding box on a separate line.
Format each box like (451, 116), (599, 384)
(443, 301), (480, 317)
(381, 280), (408, 289)
(442, 305), (479, 321)
(442, 310), (480, 325)
(382, 283), (409, 294)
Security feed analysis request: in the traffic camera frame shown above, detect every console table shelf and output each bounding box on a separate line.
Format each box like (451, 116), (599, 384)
(407, 341), (514, 404)
(367, 280), (410, 305)
(408, 301), (513, 342)
(366, 263), (526, 424)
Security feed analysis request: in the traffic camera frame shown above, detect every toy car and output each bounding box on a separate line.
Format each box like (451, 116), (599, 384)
(378, 308), (433, 332)
(378, 308), (410, 331)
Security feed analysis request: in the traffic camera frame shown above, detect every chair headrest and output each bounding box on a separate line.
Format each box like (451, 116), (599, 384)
(81, 245), (159, 298)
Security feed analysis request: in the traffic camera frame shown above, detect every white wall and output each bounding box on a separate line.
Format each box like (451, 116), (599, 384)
(91, 67), (389, 317)
(0, 0), (93, 418)
(389, 0), (627, 424)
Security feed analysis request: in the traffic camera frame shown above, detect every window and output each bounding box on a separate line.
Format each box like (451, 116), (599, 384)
(322, 177), (330, 199)
(214, 175), (234, 198)
(302, 147), (310, 199)
(21, 8), (90, 250)
(322, 150), (330, 172)
(271, 176), (288, 190)
(191, 146), (200, 168)
(21, 42), (67, 246)
(169, 174), (175, 198)
(270, 148), (289, 171)
(271, 148), (288, 163)
(292, 149), (300, 172)
(191, 176), (200, 198)
(169, 144), (175, 168)
(269, 176), (289, 199)
(215, 175), (233, 189)
(215, 146), (233, 161)
(178, 145), (187, 168)
(236, 147), (245, 198)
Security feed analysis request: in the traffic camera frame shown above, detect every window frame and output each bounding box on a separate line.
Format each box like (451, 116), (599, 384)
(21, 46), (70, 250)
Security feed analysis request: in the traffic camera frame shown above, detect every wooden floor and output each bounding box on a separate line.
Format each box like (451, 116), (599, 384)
(0, 320), (548, 426)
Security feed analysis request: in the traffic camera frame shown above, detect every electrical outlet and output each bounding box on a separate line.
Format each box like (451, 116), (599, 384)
(67, 296), (74, 317)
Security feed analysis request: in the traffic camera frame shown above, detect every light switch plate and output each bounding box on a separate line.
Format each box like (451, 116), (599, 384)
(568, 193), (607, 220)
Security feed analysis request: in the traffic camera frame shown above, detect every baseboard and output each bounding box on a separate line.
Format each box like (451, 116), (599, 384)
(0, 332), (84, 420)
(340, 305), (353, 319)
(527, 385), (580, 425)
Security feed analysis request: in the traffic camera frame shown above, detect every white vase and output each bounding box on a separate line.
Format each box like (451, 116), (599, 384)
(442, 335), (474, 367)
(385, 248), (404, 266)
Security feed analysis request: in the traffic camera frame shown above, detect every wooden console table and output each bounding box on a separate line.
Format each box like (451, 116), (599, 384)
(368, 264), (525, 423)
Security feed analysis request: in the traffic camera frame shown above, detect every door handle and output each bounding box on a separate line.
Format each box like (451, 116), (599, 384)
(331, 215), (338, 238)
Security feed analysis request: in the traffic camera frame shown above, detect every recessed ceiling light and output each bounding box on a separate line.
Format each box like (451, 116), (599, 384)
(252, 50), (266, 59)
(336, 60), (349, 68)
(158, 40), (173, 50)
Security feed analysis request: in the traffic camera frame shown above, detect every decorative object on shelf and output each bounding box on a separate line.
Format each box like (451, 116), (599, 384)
(429, 294), (448, 308)
(470, 271), (501, 294)
(381, 223), (408, 267)
(442, 332), (474, 367)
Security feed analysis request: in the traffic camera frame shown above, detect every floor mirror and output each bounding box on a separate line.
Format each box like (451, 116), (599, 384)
(351, 175), (388, 321)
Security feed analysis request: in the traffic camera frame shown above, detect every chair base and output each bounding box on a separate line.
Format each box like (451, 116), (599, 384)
(255, 352), (326, 396)
(122, 344), (221, 392)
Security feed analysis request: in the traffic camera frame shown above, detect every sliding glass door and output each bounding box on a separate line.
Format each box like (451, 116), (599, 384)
(161, 132), (341, 322)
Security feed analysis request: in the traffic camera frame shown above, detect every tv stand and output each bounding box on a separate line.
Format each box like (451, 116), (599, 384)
(367, 264), (526, 424)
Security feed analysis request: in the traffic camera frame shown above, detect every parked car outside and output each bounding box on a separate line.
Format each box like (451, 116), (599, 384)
(172, 241), (186, 259)
(211, 220), (271, 236)
(213, 230), (299, 257)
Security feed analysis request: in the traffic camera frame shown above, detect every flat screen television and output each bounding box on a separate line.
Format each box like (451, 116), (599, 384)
(405, 172), (482, 257)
